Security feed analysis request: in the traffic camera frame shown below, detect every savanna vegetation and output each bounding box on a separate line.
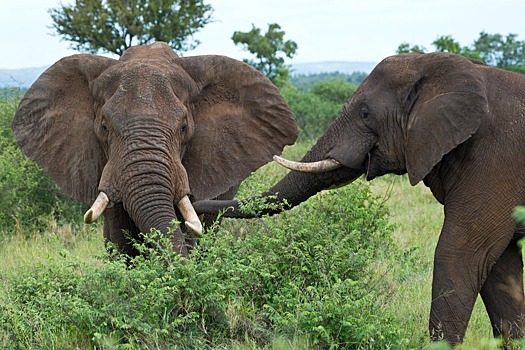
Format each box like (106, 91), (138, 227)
(1, 73), (523, 349)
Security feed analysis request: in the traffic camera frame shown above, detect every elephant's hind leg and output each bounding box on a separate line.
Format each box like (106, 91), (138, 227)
(480, 237), (525, 345)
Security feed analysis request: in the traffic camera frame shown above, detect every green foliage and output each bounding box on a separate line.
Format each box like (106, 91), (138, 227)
(0, 181), (407, 349)
(232, 23), (298, 87)
(432, 35), (482, 60)
(282, 78), (357, 140)
(396, 42), (426, 54)
(397, 32), (525, 72)
(49, 0), (214, 56)
(222, 184), (406, 348)
(0, 95), (85, 234)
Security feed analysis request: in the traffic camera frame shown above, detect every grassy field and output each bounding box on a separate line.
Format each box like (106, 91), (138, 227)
(0, 143), (515, 349)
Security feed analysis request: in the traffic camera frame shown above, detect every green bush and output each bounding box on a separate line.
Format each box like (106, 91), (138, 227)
(0, 181), (408, 349)
(219, 184), (407, 348)
(0, 93), (85, 234)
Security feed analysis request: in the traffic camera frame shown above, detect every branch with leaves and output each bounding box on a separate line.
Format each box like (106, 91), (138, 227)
(232, 23), (298, 87)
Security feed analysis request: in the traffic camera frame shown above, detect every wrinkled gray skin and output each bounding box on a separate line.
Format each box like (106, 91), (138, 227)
(193, 52), (525, 346)
(13, 42), (298, 258)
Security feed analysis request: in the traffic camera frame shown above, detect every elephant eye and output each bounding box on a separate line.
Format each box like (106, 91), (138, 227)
(360, 108), (370, 119)
(180, 125), (188, 134)
(101, 123), (109, 132)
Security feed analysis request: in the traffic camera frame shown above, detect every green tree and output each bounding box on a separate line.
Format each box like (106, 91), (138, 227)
(396, 32), (525, 73)
(49, 0), (214, 56)
(432, 35), (461, 53)
(473, 31), (525, 71)
(432, 35), (481, 60)
(396, 42), (426, 54)
(232, 23), (298, 86)
(290, 71), (368, 91)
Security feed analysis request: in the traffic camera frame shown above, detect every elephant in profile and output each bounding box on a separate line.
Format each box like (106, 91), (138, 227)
(193, 52), (525, 345)
(13, 42), (298, 257)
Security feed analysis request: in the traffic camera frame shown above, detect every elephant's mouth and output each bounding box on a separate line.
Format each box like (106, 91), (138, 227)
(83, 191), (203, 236)
(362, 147), (405, 181)
(363, 151), (376, 180)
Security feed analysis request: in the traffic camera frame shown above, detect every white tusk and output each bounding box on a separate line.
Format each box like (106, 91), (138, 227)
(84, 192), (110, 224)
(273, 155), (342, 173)
(177, 196), (203, 236)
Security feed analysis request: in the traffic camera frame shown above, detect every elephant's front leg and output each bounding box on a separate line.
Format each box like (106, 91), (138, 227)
(430, 245), (478, 344)
(429, 213), (518, 345)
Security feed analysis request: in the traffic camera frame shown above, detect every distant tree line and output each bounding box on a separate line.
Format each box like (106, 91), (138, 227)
(290, 71), (367, 91)
(398, 32), (525, 74)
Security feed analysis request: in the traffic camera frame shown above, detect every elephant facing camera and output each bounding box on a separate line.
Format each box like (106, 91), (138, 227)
(12, 42), (298, 258)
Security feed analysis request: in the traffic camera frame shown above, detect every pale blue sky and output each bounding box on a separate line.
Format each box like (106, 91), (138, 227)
(1, 0), (524, 69)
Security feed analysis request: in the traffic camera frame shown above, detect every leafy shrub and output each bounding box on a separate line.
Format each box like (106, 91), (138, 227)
(0, 93), (85, 234)
(0, 181), (408, 349)
(217, 183), (407, 348)
(0, 229), (231, 349)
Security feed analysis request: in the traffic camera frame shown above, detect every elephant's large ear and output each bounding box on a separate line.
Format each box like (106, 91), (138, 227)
(178, 55), (298, 200)
(12, 54), (116, 204)
(405, 53), (489, 185)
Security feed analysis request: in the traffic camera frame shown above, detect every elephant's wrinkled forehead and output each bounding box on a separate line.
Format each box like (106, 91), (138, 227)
(93, 60), (197, 105)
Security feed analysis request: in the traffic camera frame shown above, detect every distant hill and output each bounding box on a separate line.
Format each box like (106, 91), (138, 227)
(0, 66), (49, 88)
(0, 61), (377, 88)
(290, 61), (377, 76)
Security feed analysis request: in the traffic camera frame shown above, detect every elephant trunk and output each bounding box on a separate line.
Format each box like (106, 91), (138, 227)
(122, 172), (188, 256)
(117, 145), (197, 256)
(194, 125), (363, 218)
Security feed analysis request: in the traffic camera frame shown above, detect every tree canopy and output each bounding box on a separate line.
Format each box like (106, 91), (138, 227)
(232, 23), (298, 86)
(49, 0), (214, 56)
(397, 32), (525, 73)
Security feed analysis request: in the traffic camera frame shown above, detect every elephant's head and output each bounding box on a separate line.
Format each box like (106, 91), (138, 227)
(310, 52), (488, 185)
(193, 52), (489, 217)
(13, 42), (298, 256)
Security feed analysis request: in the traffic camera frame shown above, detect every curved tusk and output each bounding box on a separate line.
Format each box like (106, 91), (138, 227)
(177, 196), (203, 237)
(84, 192), (110, 224)
(273, 155), (342, 173)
